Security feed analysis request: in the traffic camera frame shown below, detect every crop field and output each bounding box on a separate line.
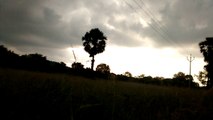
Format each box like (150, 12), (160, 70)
(0, 68), (213, 120)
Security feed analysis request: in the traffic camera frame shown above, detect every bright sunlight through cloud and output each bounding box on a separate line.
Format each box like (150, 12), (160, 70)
(67, 45), (205, 78)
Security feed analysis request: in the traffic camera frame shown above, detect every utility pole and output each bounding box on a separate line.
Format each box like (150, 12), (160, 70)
(187, 54), (195, 75)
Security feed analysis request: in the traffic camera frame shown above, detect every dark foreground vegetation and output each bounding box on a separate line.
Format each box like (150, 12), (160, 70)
(0, 68), (213, 120)
(0, 42), (212, 119)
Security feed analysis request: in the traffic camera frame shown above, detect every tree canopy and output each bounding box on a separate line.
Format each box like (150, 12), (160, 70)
(173, 72), (195, 87)
(199, 37), (213, 88)
(72, 62), (84, 70)
(124, 71), (132, 77)
(195, 71), (207, 86)
(82, 28), (107, 70)
(0, 45), (67, 72)
(96, 63), (110, 74)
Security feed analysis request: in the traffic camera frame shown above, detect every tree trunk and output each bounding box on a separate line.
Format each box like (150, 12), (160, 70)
(91, 56), (95, 70)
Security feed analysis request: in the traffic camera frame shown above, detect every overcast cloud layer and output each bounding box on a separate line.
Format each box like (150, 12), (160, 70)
(0, 0), (212, 58)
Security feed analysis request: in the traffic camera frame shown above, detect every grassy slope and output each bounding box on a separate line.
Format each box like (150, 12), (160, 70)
(0, 68), (212, 120)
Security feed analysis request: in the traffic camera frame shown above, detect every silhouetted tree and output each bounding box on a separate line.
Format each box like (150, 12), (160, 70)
(173, 72), (195, 87)
(60, 62), (66, 67)
(72, 62), (84, 70)
(195, 71), (207, 86)
(82, 28), (107, 70)
(0, 45), (70, 73)
(137, 73), (145, 78)
(21, 53), (51, 71)
(142, 76), (153, 84)
(154, 76), (164, 81)
(96, 63), (110, 74)
(173, 72), (186, 79)
(124, 71), (132, 77)
(173, 72), (187, 87)
(0, 45), (19, 68)
(199, 38), (213, 88)
(185, 75), (194, 87)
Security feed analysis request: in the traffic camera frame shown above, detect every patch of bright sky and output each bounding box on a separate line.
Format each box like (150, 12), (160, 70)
(139, 18), (149, 28)
(66, 45), (205, 78)
(105, 23), (116, 30)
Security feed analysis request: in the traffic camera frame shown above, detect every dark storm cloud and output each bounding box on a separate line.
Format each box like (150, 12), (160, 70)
(1, 0), (60, 47)
(148, 0), (213, 46)
(0, 0), (144, 52)
(0, 0), (213, 55)
(0, 0), (85, 50)
(113, 0), (213, 57)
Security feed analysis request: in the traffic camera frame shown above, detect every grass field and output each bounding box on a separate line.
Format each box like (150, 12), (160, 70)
(0, 68), (213, 120)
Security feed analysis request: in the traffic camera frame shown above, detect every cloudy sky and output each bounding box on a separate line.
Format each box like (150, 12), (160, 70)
(0, 0), (212, 78)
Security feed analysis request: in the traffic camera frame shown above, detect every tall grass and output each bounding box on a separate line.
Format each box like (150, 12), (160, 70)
(0, 68), (212, 120)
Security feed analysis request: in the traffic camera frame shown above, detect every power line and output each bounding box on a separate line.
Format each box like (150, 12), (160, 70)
(138, 0), (172, 39)
(133, 0), (182, 48)
(139, 0), (188, 50)
(122, 0), (187, 51)
(131, 0), (171, 42)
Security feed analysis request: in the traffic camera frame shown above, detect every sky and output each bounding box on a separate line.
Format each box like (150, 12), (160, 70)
(0, 0), (212, 78)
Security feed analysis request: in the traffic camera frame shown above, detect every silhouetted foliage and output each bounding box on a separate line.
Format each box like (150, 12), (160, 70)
(96, 63), (110, 74)
(132, 72), (198, 88)
(0, 45), (111, 80)
(195, 71), (208, 86)
(0, 45), (200, 87)
(173, 72), (186, 79)
(137, 73), (145, 78)
(0, 45), (68, 73)
(72, 62), (84, 70)
(199, 37), (213, 88)
(124, 71), (132, 77)
(82, 28), (107, 70)
(116, 74), (131, 81)
(0, 45), (19, 68)
(173, 72), (195, 87)
(142, 76), (154, 84)
(1, 68), (210, 120)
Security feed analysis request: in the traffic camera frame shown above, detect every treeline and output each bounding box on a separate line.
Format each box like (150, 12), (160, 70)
(0, 45), (199, 88)
(132, 75), (199, 88)
(0, 45), (111, 79)
(0, 45), (68, 73)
